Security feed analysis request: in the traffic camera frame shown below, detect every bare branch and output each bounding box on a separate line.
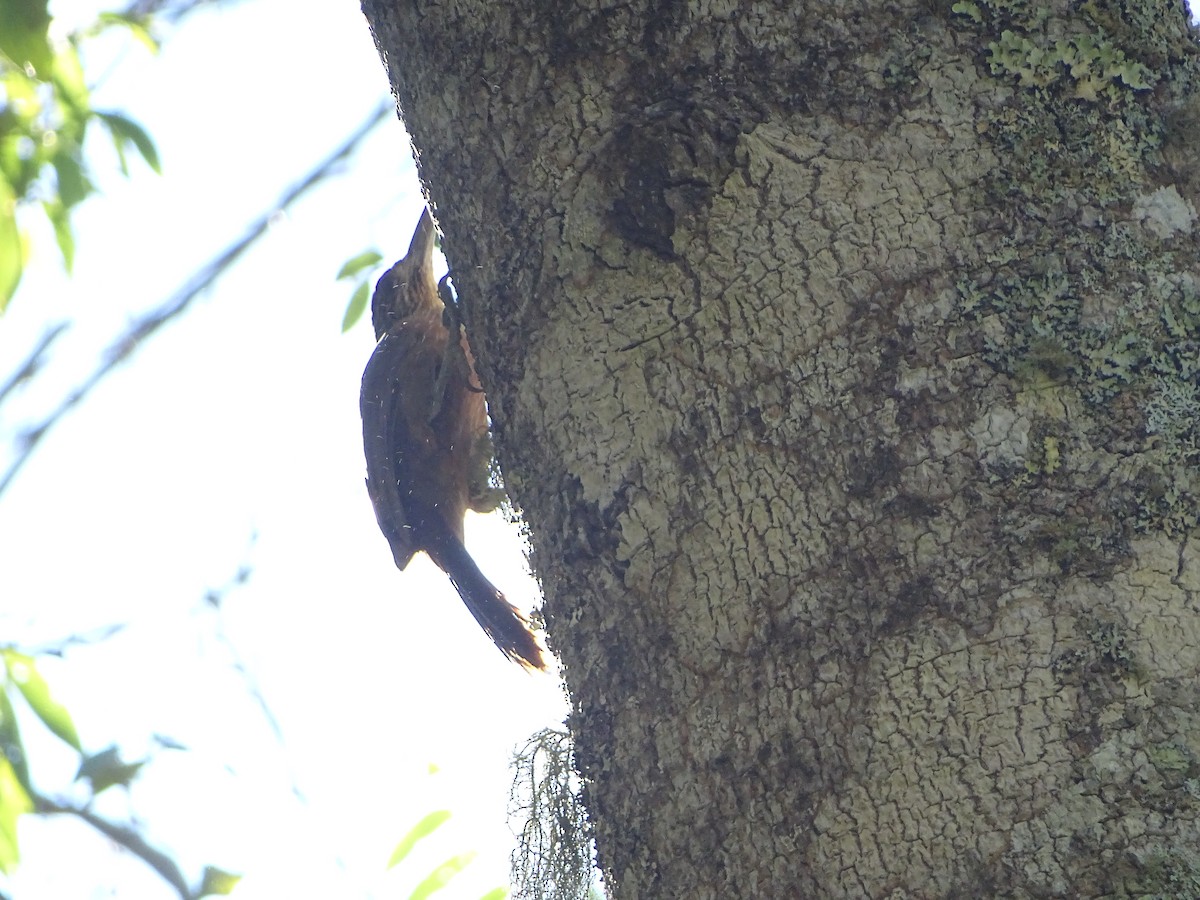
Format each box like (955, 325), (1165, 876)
(0, 324), (69, 408)
(34, 792), (195, 900)
(0, 100), (394, 499)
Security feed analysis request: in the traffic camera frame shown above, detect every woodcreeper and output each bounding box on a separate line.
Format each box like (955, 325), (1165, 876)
(360, 209), (545, 669)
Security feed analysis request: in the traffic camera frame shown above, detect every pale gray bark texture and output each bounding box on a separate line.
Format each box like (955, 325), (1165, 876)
(360, 1), (1200, 896)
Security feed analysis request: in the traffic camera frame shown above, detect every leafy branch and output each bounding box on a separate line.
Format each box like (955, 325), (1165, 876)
(0, 646), (238, 898)
(0, 1), (163, 309)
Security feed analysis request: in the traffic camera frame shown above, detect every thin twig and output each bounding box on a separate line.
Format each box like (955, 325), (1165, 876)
(0, 323), (69, 408)
(0, 100), (394, 499)
(22, 623), (127, 658)
(122, 0), (253, 26)
(200, 536), (305, 799)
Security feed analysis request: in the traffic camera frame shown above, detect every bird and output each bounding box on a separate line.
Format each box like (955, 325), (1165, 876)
(360, 207), (545, 670)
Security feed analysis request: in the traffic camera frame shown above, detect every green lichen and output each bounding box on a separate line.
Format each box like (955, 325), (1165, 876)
(1131, 469), (1199, 536)
(951, 0), (1178, 200)
(954, 189), (1198, 536)
(1077, 273), (1200, 467)
(1129, 849), (1200, 899)
(1052, 619), (1137, 676)
(1148, 742), (1199, 785)
(1040, 434), (1060, 473)
(954, 0), (1160, 102)
(1146, 376), (1199, 452)
(1089, 620), (1135, 673)
(951, 1), (983, 25)
(986, 30), (1155, 99)
(1013, 420), (1066, 481)
(949, 0), (1200, 537)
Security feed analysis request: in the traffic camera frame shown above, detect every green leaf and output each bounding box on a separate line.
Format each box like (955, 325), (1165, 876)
(479, 888), (509, 900)
(0, 0), (53, 77)
(0, 754), (33, 874)
(3, 649), (81, 750)
(342, 280), (370, 332)
(76, 746), (143, 794)
(197, 865), (241, 897)
(43, 200), (74, 271)
(387, 809), (451, 869)
(95, 12), (160, 54)
(0, 181), (23, 312)
(109, 128), (130, 176)
(96, 111), (161, 174)
(0, 133), (34, 201)
(1, 65), (41, 122)
(49, 44), (90, 133)
(51, 153), (90, 208)
(336, 249), (383, 280)
(409, 853), (476, 900)
(0, 687), (30, 793)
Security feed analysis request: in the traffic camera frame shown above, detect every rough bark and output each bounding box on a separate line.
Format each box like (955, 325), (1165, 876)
(360, 0), (1200, 896)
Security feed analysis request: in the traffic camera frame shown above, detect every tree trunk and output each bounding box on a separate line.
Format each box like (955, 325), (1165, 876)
(360, 0), (1200, 895)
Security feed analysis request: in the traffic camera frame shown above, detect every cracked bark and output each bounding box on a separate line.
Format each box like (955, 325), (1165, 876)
(360, 1), (1200, 896)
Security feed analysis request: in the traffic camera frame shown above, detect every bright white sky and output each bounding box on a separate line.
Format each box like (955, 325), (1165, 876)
(0, 1), (568, 897)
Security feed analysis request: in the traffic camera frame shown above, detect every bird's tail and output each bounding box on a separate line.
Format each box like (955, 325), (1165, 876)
(424, 521), (546, 671)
